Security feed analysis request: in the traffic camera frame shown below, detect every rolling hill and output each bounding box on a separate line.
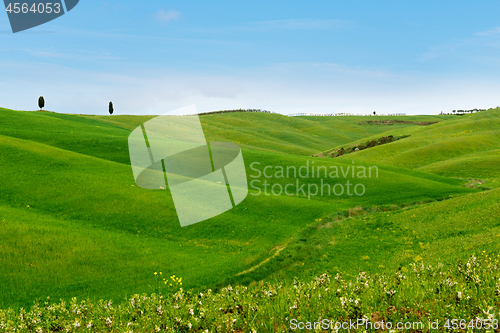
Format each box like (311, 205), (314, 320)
(0, 107), (496, 310)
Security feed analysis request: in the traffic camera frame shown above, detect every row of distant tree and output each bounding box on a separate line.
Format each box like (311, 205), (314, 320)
(440, 108), (488, 115)
(37, 96), (115, 115)
(34, 97), (496, 117)
(196, 108), (276, 116)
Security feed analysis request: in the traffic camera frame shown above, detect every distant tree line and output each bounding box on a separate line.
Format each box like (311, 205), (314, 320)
(441, 108), (489, 115)
(196, 109), (277, 116)
(289, 112), (407, 117)
(358, 120), (438, 126)
(326, 135), (411, 158)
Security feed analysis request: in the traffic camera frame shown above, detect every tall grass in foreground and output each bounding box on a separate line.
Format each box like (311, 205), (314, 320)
(1, 253), (499, 332)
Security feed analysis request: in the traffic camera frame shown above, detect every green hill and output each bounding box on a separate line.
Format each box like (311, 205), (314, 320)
(332, 109), (500, 184)
(0, 107), (493, 311)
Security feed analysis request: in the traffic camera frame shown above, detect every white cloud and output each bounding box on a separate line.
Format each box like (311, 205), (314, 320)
(475, 27), (500, 36)
(155, 9), (180, 23)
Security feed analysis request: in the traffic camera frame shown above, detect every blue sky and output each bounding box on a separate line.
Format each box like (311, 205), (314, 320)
(1, 0), (500, 115)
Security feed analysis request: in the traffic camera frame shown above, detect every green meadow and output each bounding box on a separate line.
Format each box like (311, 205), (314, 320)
(0, 107), (499, 328)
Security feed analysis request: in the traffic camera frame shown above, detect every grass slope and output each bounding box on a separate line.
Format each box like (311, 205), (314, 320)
(81, 112), (450, 156)
(0, 107), (489, 312)
(338, 109), (500, 183)
(243, 187), (500, 287)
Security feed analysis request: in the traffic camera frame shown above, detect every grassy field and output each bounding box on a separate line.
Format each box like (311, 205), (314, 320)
(0, 107), (498, 327)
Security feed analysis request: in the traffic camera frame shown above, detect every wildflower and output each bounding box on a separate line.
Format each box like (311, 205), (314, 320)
(386, 290), (397, 297)
(444, 277), (458, 287)
(73, 320), (81, 328)
(105, 317), (112, 327)
(36, 328), (42, 333)
(86, 321), (92, 329)
(457, 291), (462, 300)
(155, 325), (161, 332)
(157, 306), (163, 316)
(188, 322), (192, 329)
(189, 308), (194, 315)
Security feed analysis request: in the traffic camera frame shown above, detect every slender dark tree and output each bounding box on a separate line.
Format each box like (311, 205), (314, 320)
(373, 111), (376, 116)
(109, 101), (114, 115)
(38, 96), (45, 110)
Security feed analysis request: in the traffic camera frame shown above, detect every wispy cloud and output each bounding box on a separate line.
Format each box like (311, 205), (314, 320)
(192, 18), (351, 34)
(25, 48), (124, 61)
(242, 19), (350, 31)
(475, 27), (500, 36)
(155, 9), (181, 23)
(419, 44), (457, 61)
